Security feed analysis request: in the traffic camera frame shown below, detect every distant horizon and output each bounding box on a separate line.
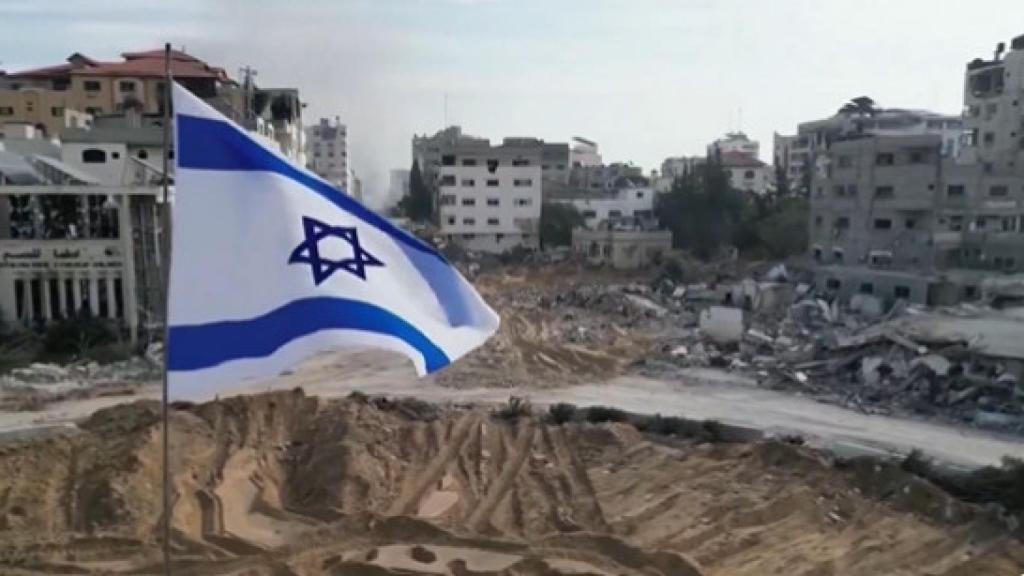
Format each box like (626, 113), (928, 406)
(3, 0), (1023, 207)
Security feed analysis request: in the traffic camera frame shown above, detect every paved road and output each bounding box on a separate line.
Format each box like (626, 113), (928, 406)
(3, 350), (1023, 469)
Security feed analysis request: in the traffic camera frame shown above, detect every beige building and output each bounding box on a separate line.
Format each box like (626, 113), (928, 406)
(573, 225), (672, 269)
(0, 49), (243, 137)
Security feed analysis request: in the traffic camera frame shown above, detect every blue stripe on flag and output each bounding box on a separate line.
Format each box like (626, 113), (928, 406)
(167, 297), (450, 373)
(176, 114), (477, 327)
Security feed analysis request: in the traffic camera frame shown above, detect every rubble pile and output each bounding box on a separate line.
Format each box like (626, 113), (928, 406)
(0, 344), (162, 411)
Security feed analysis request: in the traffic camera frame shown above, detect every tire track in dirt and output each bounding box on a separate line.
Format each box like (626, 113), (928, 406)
(386, 412), (479, 517)
(466, 420), (536, 532)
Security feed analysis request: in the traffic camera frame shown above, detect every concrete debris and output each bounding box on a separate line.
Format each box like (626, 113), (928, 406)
(699, 306), (744, 344)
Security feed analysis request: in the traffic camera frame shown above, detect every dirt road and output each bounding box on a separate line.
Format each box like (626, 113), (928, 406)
(3, 349), (1022, 469)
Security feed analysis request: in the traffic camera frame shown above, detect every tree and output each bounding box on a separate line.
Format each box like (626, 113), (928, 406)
(773, 160), (791, 199)
(539, 202), (584, 248)
(654, 160), (747, 260)
(398, 160), (433, 223)
(838, 95), (878, 117)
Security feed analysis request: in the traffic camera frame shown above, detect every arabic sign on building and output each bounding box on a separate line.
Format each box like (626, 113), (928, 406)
(0, 241), (123, 271)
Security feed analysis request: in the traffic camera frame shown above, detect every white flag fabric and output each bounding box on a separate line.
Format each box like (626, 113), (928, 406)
(168, 83), (498, 399)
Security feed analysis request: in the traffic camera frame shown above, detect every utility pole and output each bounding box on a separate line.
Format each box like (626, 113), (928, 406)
(239, 65), (258, 124)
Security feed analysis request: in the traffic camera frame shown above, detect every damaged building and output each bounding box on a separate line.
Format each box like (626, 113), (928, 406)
(0, 129), (164, 341)
(808, 33), (1024, 307)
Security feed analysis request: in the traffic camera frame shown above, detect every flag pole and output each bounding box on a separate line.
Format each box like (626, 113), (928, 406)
(160, 41), (173, 576)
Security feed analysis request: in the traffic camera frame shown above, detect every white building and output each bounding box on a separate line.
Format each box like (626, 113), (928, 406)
(708, 132), (760, 158)
(570, 136), (602, 168)
(721, 151), (770, 195)
(961, 35), (1024, 173)
(306, 116), (349, 192)
(552, 186), (655, 229)
(572, 224), (672, 269)
(437, 148), (542, 253)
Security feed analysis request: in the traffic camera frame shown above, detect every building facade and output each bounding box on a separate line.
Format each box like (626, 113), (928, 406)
(708, 132), (759, 158)
(808, 32), (1024, 306)
(570, 136), (602, 168)
(0, 146), (163, 340)
(572, 225), (672, 269)
(550, 186), (655, 229)
(720, 151), (770, 195)
(436, 141), (542, 253)
(306, 117), (349, 192)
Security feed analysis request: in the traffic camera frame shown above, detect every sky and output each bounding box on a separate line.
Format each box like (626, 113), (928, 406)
(2, 0), (1024, 207)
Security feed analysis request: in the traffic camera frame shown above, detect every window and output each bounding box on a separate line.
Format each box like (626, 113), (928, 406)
(461, 178), (475, 187)
(462, 233), (476, 240)
(486, 198), (499, 206)
(51, 106), (64, 117)
(833, 248), (844, 263)
(137, 149), (148, 160)
(950, 215), (964, 232)
(111, 151), (120, 159)
(446, 216), (455, 225)
(461, 198), (475, 206)
(875, 153), (894, 166)
(813, 247), (823, 262)
(869, 252), (893, 267)
(513, 178), (532, 187)
(82, 148), (107, 163)
(825, 278), (841, 290)
(461, 158), (477, 166)
(440, 194), (456, 206)
(833, 184), (845, 196)
(873, 218), (892, 230)
(990, 185), (1009, 197)
(814, 215), (823, 228)
(462, 217), (476, 225)
(608, 210), (622, 218)
(975, 216), (988, 229)
(512, 159), (530, 166)
(557, 164), (565, 170)
(85, 106), (102, 115)
(894, 286), (911, 299)
(1001, 216), (1018, 232)
(847, 184), (858, 196)
(486, 179), (499, 187)
(947, 184), (965, 198)
(486, 159), (499, 173)
(487, 217), (499, 226)
(542, 164), (550, 170)
(908, 150), (927, 164)
(515, 198), (532, 207)
(983, 132), (995, 146)
(859, 283), (874, 295)
(744, 170), (755, 179)
(0, 107), (13, 116)
(834, 216), (850, 230)
(582, 210), (597, 219)
(440, 174), (456, 186)
(905, 218), (916, 229)
(874, 186), (894, 199)
(837, 155), (852, 168)
(441, 154), (456, 166)
(118, 81), (135, 92)
(83, 80), (101, 92)
(635, 191), (644, 199)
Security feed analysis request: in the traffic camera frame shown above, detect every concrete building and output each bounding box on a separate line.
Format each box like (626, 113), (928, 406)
(808, 32), (1024, 307)
(0, 145), (163, 340)
(59, 110), (168, 187)
(775, 106), (965, 192)
(549, 185), (656, 229)
(708, 132), (759, 158)
(720, 151), (771, 196)
(569, 162), (647, 192)
(0, 49), (244, 136)
(656, 156), (706, 191)
(251, 88), (304, 165)
(572, 223), (672, 269)
(570, 136), (602, 168)
(435, 138), (542, 253)
(306, 117), (349, 192)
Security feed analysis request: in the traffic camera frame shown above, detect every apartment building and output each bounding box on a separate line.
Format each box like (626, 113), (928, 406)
(570, 136), (602, 168)
(435, 141), (542, 253)
(708, 132), (759, 158)
(720, 151), (770, 196)
(548, 185), (655, 229)
(0, 49), (244, 136)
(306, 117), (349, 192)
(809, 32), (1024, 306)
(775, 107), (964, 192)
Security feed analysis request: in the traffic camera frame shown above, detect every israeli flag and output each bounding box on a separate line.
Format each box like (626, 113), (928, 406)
(167, 83), (498, 399)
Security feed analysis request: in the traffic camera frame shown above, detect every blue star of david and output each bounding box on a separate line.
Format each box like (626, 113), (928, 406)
(289, 216), (383, 285)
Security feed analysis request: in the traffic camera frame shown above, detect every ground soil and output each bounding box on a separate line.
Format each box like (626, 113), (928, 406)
(0, 390), (1022, 575)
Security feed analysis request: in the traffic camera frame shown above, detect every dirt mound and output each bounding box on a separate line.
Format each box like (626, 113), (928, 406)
(0, 391), (1022, 575)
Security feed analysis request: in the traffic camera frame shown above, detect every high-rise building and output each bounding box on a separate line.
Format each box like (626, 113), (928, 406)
(305, 117), (349, 192)
(806, 33), (1024, 306)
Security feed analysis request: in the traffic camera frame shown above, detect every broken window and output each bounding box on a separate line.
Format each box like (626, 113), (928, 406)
(8, 195), (35, 238)
(87, 195), (118, 239)
(947, 184), (965, 198)
(446, 216), (455, 225)
(486, 159), (499, 173)
(874, 186), (894, 199)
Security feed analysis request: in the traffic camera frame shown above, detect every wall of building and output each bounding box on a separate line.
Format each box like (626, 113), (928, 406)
(554, 187), (654, 229)
(572, 228), (672, 269)
(437, 164), (542, 253)
(726, 165), (770, 195)
(306, 117), (349, 192)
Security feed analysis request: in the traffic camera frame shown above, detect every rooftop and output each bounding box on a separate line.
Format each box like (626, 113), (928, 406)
(7, 49), (233, 82)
